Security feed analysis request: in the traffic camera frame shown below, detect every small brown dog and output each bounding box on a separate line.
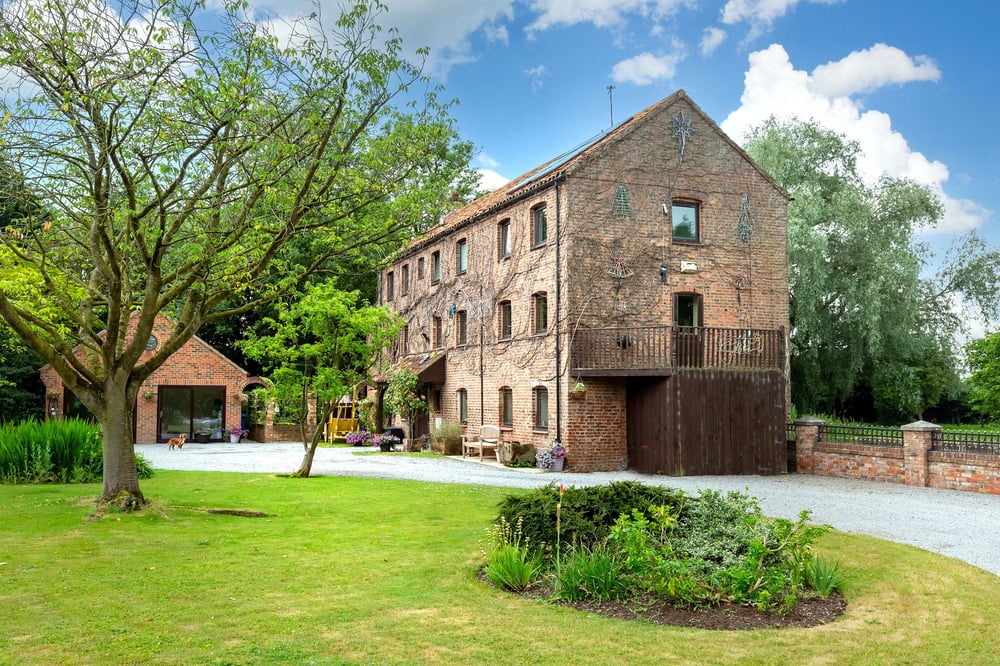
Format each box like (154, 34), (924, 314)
(167, 433), (187, 450)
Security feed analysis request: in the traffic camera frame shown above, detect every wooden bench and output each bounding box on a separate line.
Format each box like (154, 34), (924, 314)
(462, 425), (501, 461)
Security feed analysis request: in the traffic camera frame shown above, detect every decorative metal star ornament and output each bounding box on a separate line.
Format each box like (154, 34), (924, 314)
(669, 111), (693, 162)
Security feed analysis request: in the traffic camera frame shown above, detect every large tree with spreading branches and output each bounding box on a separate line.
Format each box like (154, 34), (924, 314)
(745, 118), (999, 420)
(0, 0), (475, 506)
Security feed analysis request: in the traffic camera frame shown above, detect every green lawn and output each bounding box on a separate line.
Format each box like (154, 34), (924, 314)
(1, 471), (998, 665)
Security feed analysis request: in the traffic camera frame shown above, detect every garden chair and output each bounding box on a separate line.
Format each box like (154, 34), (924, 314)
(462, 425), (501, 462)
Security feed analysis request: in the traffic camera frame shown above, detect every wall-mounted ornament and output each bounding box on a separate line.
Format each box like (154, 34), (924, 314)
(668, 111), (694, 162)
(613, 184), (632, 218)
(737, 193), (755, 244)
(609, 256), (634, 294)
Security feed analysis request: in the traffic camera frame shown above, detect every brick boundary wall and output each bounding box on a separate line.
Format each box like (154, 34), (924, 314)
(794, 418), (1000, 495)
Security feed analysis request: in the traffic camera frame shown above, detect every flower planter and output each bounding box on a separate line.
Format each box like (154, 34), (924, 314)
(380, 442), (393, 452)
(230, 434), (240, 443)
(551, 456), (565, 472)
(195, 433), (210, 443)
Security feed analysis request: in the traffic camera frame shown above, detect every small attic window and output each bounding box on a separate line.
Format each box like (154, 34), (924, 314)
(613, 184), (632, 218)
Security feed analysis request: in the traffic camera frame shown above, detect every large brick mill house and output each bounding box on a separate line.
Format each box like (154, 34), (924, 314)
(40, 313), (268, 443)
(375, 90), (791, 474)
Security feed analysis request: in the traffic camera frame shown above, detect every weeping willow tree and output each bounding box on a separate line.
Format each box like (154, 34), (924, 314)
(745, 118), (999, 420)
(0, 0), (475, 506)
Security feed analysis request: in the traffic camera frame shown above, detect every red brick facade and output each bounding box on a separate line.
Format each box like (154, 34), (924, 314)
(378, 91), (790, 471)
(40, 314), (262, 443)
(794, 419), (1000, 495)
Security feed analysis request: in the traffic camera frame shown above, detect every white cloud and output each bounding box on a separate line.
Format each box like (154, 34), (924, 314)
(477, 168), (509, 192)
(253, 0), (514, 79)
(525, 0), (692, 34)
(700, 27), (726, 56)
(483, 23), (510, 45)
(721, 44), (988, 234)
(611, 48), (684, 85)
(524, 64), (549, 91)
(720, 0), (843, 38)
(811, 43), (940, 98)
(475, 152), (501, 169)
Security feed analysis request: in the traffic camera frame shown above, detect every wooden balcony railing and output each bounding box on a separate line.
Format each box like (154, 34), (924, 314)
(570, 326), (785, 373)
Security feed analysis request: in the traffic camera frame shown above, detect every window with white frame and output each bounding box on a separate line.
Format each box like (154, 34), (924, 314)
(533, 386), (548, 430)
(456, 238), (468, 274)
(456, 310), (468, 346)
(671, 200), (699, 242)
(498, 218), (511, 259)
(532, 205), (547, 246)
(457, 388), (468, 424)
(532, 292), (548, 335)
(500, 387), (513, 428)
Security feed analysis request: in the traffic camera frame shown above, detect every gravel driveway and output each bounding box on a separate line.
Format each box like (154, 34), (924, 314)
(135, 441), (1000, 577)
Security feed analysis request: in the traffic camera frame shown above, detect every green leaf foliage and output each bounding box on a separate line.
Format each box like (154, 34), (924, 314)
(965, 330), (1000, 423)
(744, 118), (994, 421)
(0, 0), (475, 498)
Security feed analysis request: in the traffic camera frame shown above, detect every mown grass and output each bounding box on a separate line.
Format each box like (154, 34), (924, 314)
(1, 472), (998, 665)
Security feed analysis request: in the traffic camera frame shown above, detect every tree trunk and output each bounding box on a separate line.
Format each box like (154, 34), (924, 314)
(98, 383), (144, 509)
(293, 440), (319, 478)
(291, 402), (333, 478)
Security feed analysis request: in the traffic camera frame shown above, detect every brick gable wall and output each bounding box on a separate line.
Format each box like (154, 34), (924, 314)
(40, 314), (252, 443)
(380, 93), (789, 471)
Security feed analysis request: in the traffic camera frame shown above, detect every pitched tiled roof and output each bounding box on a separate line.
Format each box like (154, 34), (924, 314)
(398, 89), (786, 259)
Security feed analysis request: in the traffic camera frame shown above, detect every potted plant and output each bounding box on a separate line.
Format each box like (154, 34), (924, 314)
(406, 433), (428, 452)
(195, 429), (211, 443)
(430, 420), (464, 455)
(550, 442), (567, 471)
(570, 380), (586, 400)
(536, 442), (567, 471)
(229, 426), (244, 443)
(372, 433), (401, 452)
(345, 430), (372, 446)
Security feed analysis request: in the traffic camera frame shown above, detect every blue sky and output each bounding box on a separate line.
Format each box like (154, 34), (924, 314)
(335, 0), (996, 331)
(377, 0), (998, 241)
(13, 0), (1000, 330)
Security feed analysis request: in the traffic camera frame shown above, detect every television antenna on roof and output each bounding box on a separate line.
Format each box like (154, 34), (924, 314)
(607, 85), (616, 128)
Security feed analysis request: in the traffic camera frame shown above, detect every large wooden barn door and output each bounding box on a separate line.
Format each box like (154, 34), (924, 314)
(627, 377), (674, 474)
(628, 370), (785, 475)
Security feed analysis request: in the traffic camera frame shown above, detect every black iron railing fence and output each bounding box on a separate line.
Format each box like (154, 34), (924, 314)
(934, 430), (1000, 455)
(571, 326), (784, 372)
(821, 424), (904, 448)
(787, 422), (1000, 456)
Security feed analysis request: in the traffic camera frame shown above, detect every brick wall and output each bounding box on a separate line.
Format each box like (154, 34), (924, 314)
(40, 314), (254, 443)
(795, 419), (1000, 495)
(381, 92), (789, 471)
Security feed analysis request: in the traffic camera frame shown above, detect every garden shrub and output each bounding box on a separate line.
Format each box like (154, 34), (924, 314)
(555, 544), (630, 602)
(0, 419), (153, 484)
(496, 481), (687, 555)
(483, 516), (541, 592)
(490, 483), (844, 613)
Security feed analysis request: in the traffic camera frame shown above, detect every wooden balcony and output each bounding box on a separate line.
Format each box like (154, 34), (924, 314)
(570, 326), (785, 375)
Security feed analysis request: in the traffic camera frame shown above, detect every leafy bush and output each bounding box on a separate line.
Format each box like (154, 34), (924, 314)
(803, 554), (848, 598)
(555, 544), (630, 602)
(496, 481), (687, 556)
(0, 419), (153, 484)
(490, 483), (845, 613)
(483, 516), (541, 592)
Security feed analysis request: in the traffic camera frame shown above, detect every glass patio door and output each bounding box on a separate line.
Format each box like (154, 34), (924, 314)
(158, 386), (226, 442)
